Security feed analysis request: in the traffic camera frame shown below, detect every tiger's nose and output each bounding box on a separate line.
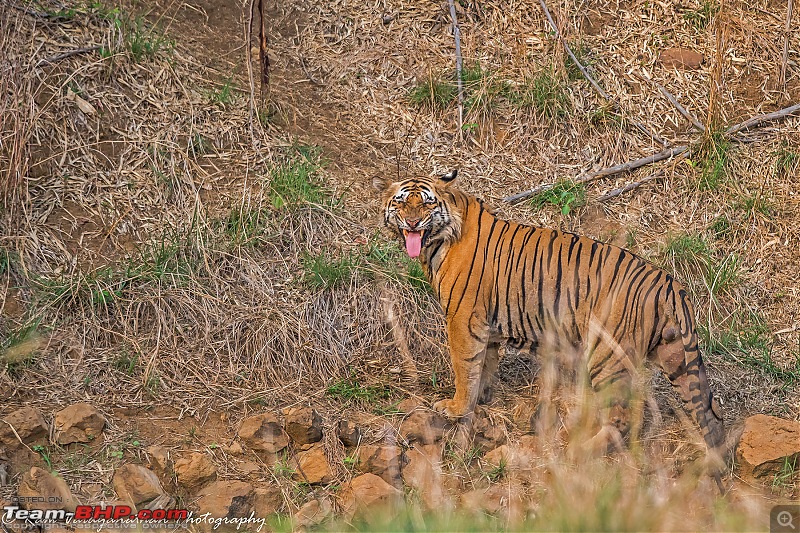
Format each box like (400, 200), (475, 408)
(407, 218), (421, 229)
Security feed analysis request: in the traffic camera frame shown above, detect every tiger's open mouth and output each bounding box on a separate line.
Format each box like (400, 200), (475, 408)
(402, 229), (427, 258)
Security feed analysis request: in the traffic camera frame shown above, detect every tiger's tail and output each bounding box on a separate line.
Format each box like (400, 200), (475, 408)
(657, 285), (726, 487)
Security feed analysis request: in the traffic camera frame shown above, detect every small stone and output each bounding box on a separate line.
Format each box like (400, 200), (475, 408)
(113, 464), (165, 505)
(227, 441), (244, 455)
(196, 480), (253, 518)
(293, 498), (332, 529)
(174, 452), (217, 491)
(292, 445), (334, 484)
(238, 461), (261, 475)
(0, 407), (48, 448)
(401, 444), (446, 509)
(53, 403), (105, 445)
(396, 398), (421, 413)
(472, 414), (507, 452)
(357, 445), (406, 486)
(283, 407), (323, 445)
(399, 411), (448, 445)
(337, 419), (362, 447)
(338, 473), (402, 522)
(659, 47), (704, 69)
(252, 486), (283, 516)
(737, 414), (800, 480)
(18, 467), (79, 512)
(238, 413), (288, 453)
(146, 445), (171, 476)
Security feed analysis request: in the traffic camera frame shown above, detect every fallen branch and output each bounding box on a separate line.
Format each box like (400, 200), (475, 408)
(257, 0), (269, 90)
(635, 71), (705, 132)
(539, 0), (667, 147)
(447, 0), (464, 136)
(725, 102), (800, 135)
(504, 146), (688, 204)
(36, 45), (101, 66)
(504, 102), (800, 204)
(597, 171), (663, 202)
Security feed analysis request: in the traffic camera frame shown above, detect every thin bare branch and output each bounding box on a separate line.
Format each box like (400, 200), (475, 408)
(447, 0), (464, 137)
(635, 71), (705, 132)
(36, 45), (101, 67)
(597, 171), (663, 202)
(504, 146), (688, 204)
(780, 0), (794, 91)
(539, 0), (667, 146)
(725, 103), (800, 135)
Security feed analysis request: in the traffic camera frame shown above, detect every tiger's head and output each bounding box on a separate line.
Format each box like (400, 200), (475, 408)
(373, 170), (463, 259)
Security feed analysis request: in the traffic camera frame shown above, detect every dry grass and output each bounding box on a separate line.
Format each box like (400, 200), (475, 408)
(0, 0), (798, 527)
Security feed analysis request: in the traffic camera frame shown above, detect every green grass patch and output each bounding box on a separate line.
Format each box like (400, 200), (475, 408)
(224, 206), (273, 247)
(208, 78), (236, 107)
(35, 267), (128, 309)
(564, 41), (593, 82)
(662, 233), (740, 298)
(775, 143), (799, 177)
(301, 252), (359, 290)
(408, 62), (508, 113)
(683, 0), (720, 30)
(268, 148), (328, 209)
(530, 180), (586, 215)
(692, 131), (730, 191)
(709, 215), (731, 238)
(700, 311), (800, 386)
(508, 67), (571, 119)
(123, 16), (174, 62)
(734, 192), (775, 218)
(327, 373), (393, 404)
(112, 350), (140, 375)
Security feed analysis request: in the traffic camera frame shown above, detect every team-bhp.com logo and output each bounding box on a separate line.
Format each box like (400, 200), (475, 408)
(3, 504), (188, 526)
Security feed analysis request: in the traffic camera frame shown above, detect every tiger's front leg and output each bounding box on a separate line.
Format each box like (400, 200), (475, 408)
(433, 313), (490, 419)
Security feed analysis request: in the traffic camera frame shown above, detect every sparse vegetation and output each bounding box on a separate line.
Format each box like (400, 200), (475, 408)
(301, 251), (358, 289)
(123, 15), (173, 62)
(508, 67), (571, 118)
(693, 131), (731, 190)
(775, 143), (799, 176)
(530, 180), (586, 215)
(209, 78), (236, 107)
(326, 373), (393, 404)
(682, 0), (720, 29)
(662, 232), (740, 298)
(268, 149), (328, 209)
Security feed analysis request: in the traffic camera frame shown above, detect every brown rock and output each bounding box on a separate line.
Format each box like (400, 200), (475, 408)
(472, 414), (507, 452)
(737, 414), (800, 480)
(461, 483), (526, 522)
(659, 47), (704, 69)
(146, 445), (171, 477)
(337, 419), (362, 447)
(196, 480), (253, 518)
(396, 398), (422, 413)
(174, 452), (217, 491)
(401, 444), (446, 509)
(292, 445), (334, 484)
(53, 403), (105, 445)
(399, 410), (448, 445)
(357, 445), (406, 486)
(18, 467), (79, 512)
(0, 407), (48, 448)
(238, 414), (288, 453)
(113, 464), (165, 505)
(293, 498), (332, 529)
(283, 407), (323, 445)
(338, 473), (402, 522)
(252, 486), (283, 516)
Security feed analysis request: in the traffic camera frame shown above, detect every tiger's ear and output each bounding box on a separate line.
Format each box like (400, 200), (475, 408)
(372, 175), (389, 191)
(439, 169), (458, 185)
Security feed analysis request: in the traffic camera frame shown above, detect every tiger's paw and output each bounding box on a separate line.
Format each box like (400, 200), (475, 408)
(433, 398), (469, 419)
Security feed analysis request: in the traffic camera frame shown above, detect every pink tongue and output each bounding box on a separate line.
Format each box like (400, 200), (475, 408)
(405, 231), (422, 258)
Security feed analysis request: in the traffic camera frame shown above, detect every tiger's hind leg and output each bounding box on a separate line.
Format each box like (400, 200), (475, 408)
(477, 341), (500, 404)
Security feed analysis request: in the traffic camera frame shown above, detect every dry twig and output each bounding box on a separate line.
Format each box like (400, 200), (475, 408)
(447, 0), (464, 136)
(635, 72), (705, 132)
(36, 45), (101, 66)
(780, 0), (794, 92)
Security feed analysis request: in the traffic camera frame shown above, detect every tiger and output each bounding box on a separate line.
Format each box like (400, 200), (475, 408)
(374, 170), (726, 478)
